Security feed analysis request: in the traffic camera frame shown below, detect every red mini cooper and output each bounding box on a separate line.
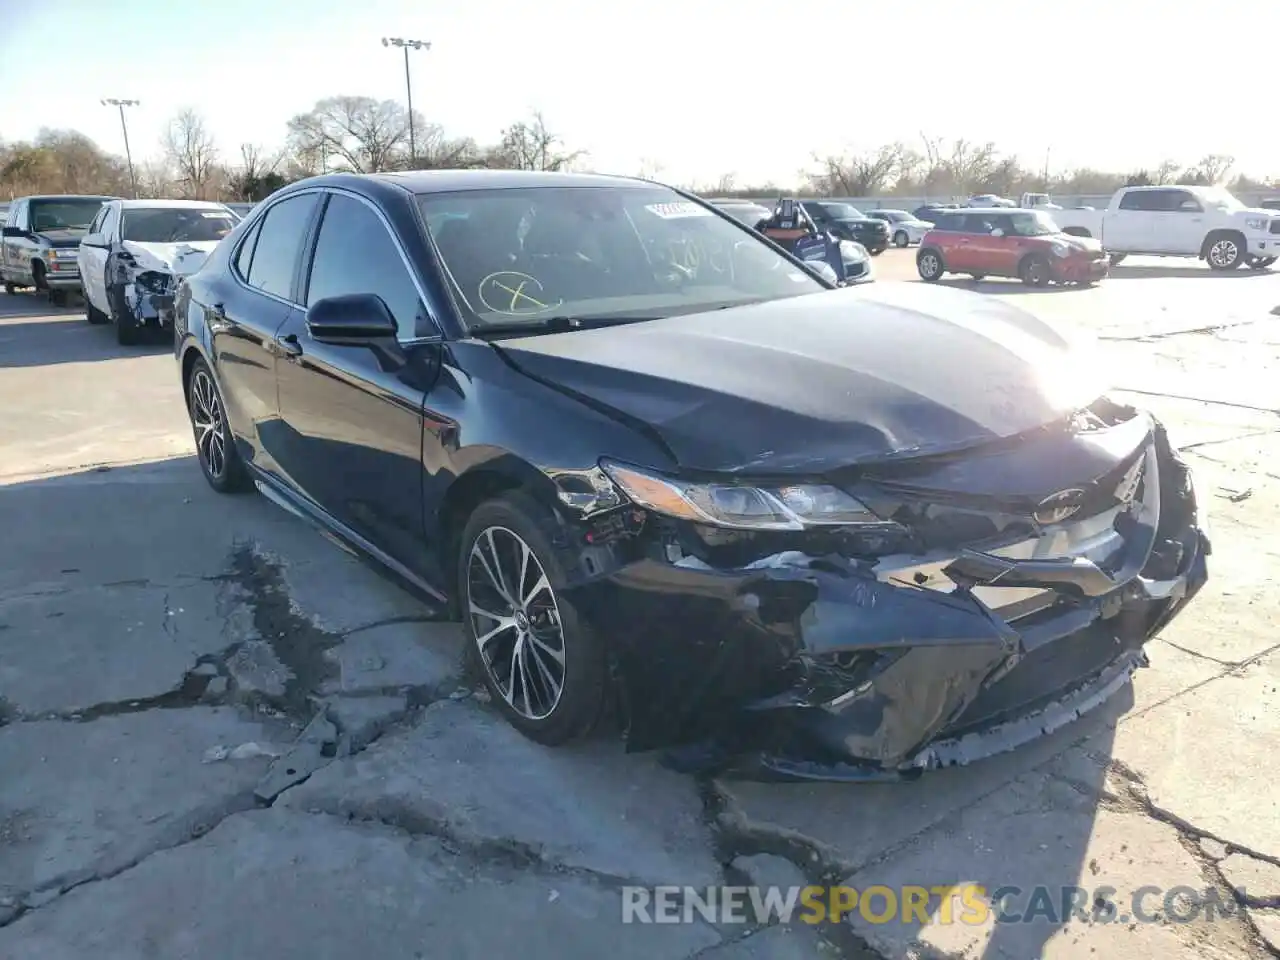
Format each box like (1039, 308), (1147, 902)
(916, 208), (1108, 286)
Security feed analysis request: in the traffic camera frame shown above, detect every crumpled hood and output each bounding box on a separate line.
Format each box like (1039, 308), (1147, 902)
(496, 283), (1106, 474)
(121, 240), (218, 277)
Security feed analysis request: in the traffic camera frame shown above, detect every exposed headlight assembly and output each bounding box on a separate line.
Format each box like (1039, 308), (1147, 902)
(601, 460), (896, 531)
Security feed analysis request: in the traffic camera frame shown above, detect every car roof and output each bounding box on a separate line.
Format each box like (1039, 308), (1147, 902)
(22, 195), (117, 202)
(117, 199), (229, 209)
(367, 169), (657, 193)
(708, 198), (765, 205)
(943, 207), (1020, 215)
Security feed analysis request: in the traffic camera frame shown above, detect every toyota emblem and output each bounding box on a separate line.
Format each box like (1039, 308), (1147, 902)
(1033, 488), (1086, 525)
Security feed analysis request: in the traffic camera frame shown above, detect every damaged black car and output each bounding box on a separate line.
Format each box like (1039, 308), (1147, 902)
(175, 170), (1210, 782)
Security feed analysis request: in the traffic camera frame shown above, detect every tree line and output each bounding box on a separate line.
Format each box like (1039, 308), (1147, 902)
(2, 101), (1274, 202)
(0, 98), (584, 202)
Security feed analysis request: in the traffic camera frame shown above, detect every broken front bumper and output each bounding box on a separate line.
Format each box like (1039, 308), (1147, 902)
(564, 417), (1209, 782)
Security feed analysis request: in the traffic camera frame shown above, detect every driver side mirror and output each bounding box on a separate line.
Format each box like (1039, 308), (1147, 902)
(2, 226), (24, 238)
(991, 228), (1005, 238)
(306, 293), (399, 344)
(81, 233), (108, 249)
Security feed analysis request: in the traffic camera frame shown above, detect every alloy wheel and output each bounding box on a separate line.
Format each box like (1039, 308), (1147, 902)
(189, 370), (227, 480)
(919, 252), (941, 278)
(1208, 239), (1238, 268)
(466, 526), (567, 720)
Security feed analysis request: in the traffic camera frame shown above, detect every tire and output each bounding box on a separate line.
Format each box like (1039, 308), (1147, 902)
(85, 294), (109, 325)
(48, 289), (68, 308)
(3, 283), (16, 295)
(917, 248), (945, 281)
(1019, 254), (1051, 287)
(1108, 253), (1127, 266)
(108, 283), (141, 345)
(186, 358), (251, 494)
(893, 230), (909, 248)
(1204, 232), (1246, 271)
(1246, 256), (1276, 270)
(970, 274), (985, 282)
(458, 491), (608, 746)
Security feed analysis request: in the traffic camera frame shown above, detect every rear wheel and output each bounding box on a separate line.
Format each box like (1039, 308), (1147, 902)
(1108, 253), (1127, 266)
(458, 492), (608, 746)
(893, 230), (909, 248)
(186, 359), (251, 493)
(1020, 254), (1051, 287)
(917, 248), (945, 281)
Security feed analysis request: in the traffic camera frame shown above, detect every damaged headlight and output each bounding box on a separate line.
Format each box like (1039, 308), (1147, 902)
(601, 460), (890, 531)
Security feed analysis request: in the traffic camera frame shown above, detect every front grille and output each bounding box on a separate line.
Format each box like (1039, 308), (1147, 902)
(1269, 220), (1280, 235)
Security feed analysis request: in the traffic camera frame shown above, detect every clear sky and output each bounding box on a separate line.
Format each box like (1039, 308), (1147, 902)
(1, 0), (1272, 186)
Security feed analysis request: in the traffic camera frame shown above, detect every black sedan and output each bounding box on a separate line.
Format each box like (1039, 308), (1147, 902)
(175, 170), (1210, 781)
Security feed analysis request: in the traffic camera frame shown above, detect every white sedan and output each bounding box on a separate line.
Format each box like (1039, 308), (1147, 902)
(78, 199), (238, 345)
(864, 209), (933, 247)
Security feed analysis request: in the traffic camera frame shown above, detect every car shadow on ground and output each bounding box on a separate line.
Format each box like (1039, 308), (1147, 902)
(0, 314), (170, 369)
(933, 277), (1080, 296)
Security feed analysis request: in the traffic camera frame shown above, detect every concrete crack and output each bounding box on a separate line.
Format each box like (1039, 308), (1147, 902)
(341, 613), (445, 638)
(0, 793), (261, 931)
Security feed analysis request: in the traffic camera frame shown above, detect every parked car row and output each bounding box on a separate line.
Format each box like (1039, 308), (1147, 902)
(0, 194), (245, 339)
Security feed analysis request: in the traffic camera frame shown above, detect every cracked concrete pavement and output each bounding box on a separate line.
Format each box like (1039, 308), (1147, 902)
(1, 257), (1278, 958)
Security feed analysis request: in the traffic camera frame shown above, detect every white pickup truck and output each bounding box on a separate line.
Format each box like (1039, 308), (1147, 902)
(1051, 185), (1280, 270)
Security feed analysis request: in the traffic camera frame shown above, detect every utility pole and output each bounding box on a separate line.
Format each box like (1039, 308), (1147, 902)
(102, 99), (140, 198)
(381, 37), (430, 165)
(1043, 146), (1052, 190)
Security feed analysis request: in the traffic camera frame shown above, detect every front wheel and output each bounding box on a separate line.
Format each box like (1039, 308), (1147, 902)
(1205, 233), (1246, 270)
(1108, 253), (1127, 266)
(1020, 255), (1052, 287)
(917, 249), (945, 281)
(186, 359), (251, 493)
(893, 231), (909, 248)
(458, 492), (608, 746)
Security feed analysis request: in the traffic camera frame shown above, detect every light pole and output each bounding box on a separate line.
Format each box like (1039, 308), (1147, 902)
(102, 99), (140, 198)
(381, 37), (430, 165)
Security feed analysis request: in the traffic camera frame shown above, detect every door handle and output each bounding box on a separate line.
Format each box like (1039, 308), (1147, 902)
(277, 333), (303, 358)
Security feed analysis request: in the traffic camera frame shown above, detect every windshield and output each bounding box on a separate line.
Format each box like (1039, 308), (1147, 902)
(30, 199), (108, 232)
(875, 210), (908, 222)
(121, 208), (237, 243)
(419, 186), (826, 331)
(819, 202), (864, 220)
(1197, 188), (1244, 211)
(1007, 211), (1061, 237)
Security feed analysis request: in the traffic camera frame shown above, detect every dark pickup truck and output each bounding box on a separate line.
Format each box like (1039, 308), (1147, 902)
(800, 200), (891, 255)
(1, 195), (115, 305)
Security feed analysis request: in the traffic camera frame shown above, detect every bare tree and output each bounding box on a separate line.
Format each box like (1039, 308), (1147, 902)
(286, 96), (410, 174)
(806, 143), (909, 196)
(162, 109), (220, 199)
(944, 139), (998, 194)
(1192, 154), (1234, 184)
(489, 112), (584, 172)
(1153, 159), (1182, 185)
(227, 143), (287, 201)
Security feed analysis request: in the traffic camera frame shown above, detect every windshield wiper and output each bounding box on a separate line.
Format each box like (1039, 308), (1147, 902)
(468, 315), (662, 339)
